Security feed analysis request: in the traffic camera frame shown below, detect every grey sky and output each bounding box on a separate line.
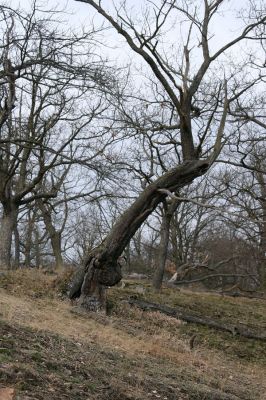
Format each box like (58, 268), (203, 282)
(8, 0), (255, 63)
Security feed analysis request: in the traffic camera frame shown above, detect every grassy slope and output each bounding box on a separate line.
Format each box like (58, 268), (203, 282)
(0, 270), (265, 400)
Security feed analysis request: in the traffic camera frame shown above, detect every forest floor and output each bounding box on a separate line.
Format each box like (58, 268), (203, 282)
(0, 269), (265, 400)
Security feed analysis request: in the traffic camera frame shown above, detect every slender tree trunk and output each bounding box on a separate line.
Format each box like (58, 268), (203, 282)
(257, 173), (266, 288)
(38, 201), (63, 269)
(152, 204), (172, 290)
(170, 213), (186, 269)
(0, 202), (18, 269)
(146, 233), (157, 271)
(69, 160), (209, 312)
(152, 198), (180, 289)
(259, 202), (266, 287)
(14, 224), (20, 269)
(24, 242), (31, 268)
(170, 218), (179, 265)
(34, 227), (42, 268)
(24, 208), (36, 267)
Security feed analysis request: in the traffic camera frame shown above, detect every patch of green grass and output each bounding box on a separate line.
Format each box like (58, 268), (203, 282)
(179, 323), (266, 364)
(0, 348), (13, 363)
(48, 362), (60, 371)
(110, 282), (266, 328)
(30, 351), (43, 362)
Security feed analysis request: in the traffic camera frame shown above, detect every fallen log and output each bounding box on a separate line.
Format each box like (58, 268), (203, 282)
(127, 298), (266, 341)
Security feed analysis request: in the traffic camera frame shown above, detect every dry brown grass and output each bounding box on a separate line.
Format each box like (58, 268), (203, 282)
(0, 269), (266, 400)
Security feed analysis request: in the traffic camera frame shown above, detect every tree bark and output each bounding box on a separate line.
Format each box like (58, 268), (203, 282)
(77, 258), (107, 312)
(69, 159), (209, 311)
(0, 202), (18, 270)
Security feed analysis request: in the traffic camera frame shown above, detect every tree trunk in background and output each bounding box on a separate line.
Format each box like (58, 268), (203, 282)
(24, 209), (35, 267)
(170, 212), (186, 268)
(0, 214), (13, 269)
(0, 202), (18, 269)
(152, 205), (172, 290)
(125, 243), (131, 273)
(34, 227), (42, 268)
(259, 200), (266, 288)
(51, 231), (64, 269)
(152, 198), (180, 290)
(69, 160), (209, 312)
(24, 241), (31, 268)
(256, 171), (266, 288)
(38, 201), (63, 269)
(14, 224), (20, 269)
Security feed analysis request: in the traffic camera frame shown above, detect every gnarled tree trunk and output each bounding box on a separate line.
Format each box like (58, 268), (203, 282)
(69, 160), (209, 311)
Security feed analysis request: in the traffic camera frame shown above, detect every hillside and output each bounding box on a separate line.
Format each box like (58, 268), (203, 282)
(0, 270), (265, 400)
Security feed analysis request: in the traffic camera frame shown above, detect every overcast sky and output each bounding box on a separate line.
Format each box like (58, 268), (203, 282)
(8, 0), (252, 63)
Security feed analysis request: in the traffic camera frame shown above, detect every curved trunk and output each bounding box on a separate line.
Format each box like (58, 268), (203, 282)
(69, 159), (209, 311)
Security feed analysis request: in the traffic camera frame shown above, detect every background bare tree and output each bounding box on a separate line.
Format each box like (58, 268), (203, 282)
(0, 2), (121, 269)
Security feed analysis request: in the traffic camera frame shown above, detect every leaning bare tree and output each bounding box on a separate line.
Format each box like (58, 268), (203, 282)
(69, 0), (266, 311)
